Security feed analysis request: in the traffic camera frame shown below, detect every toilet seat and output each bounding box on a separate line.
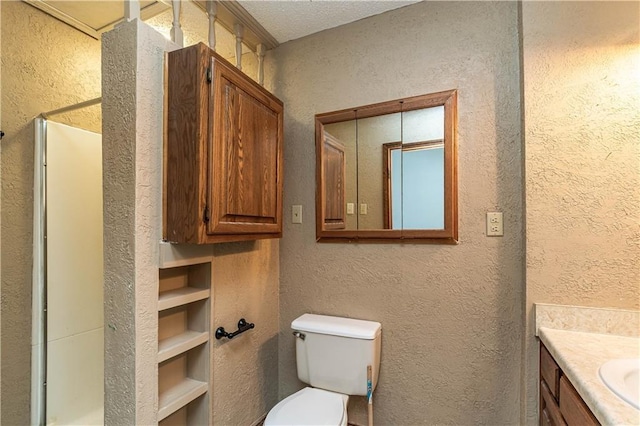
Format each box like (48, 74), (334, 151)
(264, 387), (348, 426)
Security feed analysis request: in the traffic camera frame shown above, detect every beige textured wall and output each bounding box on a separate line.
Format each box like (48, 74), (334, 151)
(1, 2), (274, 423)
(212, 240), (279, 425)
(102, 20), (171, 423)
(102, 18), (277, 424)
(269, 2), (523, 424)
(0, 2), (101, 422)
(522, 2), (640, 423)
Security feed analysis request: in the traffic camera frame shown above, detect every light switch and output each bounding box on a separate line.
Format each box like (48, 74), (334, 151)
(347, 203), (355, 215)
(360, 203), (368, 215)
(486, 212), (503, 236)
(292, 205), (302, 224)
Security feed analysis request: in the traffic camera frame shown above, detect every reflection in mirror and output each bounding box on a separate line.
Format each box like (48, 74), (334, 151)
(323, 121), (356, 229)
(316, 90), (457, 243)
(385, 141), (444, 229)
(321, 131), (347, 229)
(400, 105), (445, 230)
(356, 113), (400, 230)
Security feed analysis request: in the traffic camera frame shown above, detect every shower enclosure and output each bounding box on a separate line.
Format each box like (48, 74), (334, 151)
(32, 99), (104, 425)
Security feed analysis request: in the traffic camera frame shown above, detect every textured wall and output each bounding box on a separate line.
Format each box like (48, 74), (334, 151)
(1, 2), (274, 423)
(102, 20), (172, 424)
(103, 19), (277, 425)
(269, 2), (523, 424)
(212, 240), (280, 425)
(522, 2), (640, 423)
(0, 2), (101, 422)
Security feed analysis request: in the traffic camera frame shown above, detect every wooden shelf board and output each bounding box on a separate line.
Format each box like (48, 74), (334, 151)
(158, 331), (209, 364)
(158, 287), (210, 311)
(158, 378), (208, 421)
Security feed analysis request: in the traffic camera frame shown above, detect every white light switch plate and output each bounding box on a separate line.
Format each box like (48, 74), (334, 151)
(486, 212), (503, 236)
(360, 203), (368, 215)
(292, 205), (302, 224)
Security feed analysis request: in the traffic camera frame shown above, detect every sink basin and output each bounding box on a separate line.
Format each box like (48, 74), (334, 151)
(599, 358), (640, 410)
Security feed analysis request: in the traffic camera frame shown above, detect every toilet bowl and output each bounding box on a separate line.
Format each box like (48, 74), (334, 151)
(264, 314), (382, 426)
(264, 387), (348, 426)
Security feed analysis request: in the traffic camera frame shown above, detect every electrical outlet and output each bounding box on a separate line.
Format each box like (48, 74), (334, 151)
(486, 212), (503, 237)
(347, 203), (355, 215)
(360, 203), (368, 215)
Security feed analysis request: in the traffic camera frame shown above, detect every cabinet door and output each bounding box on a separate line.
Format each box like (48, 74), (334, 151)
(208, 69), (282, 235)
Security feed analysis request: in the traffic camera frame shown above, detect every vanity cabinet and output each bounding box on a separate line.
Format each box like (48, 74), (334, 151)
(539, 343), (600, 426)
(165, 43), (284, 244)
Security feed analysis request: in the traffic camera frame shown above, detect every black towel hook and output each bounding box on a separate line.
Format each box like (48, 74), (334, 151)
(215, 318), (255, 340)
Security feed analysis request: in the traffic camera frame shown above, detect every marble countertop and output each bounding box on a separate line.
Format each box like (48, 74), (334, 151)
(539, 327), (640, 426)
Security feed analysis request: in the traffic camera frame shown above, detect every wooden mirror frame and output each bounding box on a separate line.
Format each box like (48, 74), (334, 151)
(315, 90), (458, 243)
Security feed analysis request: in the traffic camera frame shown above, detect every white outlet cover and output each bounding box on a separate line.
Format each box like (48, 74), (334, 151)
(486, 212), (503, 237)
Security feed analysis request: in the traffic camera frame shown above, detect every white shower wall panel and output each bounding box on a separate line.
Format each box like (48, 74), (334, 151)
(46, 327), (104, 425)
(46, 122), (103, 341)
(45, 121), (104, 424)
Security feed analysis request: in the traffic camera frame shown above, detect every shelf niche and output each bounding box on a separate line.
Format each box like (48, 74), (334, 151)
(158, 261), (212, 425)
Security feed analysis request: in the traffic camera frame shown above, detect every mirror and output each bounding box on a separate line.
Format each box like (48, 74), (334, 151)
(315, 90), (457, 243)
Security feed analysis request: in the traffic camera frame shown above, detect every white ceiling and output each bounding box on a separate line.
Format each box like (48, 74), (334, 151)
(238, 0), (421, 44)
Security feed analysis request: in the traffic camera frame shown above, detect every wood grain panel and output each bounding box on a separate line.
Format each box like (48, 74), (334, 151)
(559, 376), (599, 426)
(322, 132), (346, 229)
(165, 43), (283, 243)
(540, 344), (560, 399)
(209, 70), (281, 234)
(226, 90), (277, 218)
(540, 380), (567, 426)
(165, 43), (209, 243)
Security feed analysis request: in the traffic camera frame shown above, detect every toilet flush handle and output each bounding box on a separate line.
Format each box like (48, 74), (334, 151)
(293, 331), (305, 340)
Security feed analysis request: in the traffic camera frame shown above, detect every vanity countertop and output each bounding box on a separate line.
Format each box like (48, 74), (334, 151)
(539, 327), (640, 426)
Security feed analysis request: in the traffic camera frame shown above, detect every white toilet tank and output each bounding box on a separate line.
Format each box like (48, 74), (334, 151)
(292, 314), (381, 396)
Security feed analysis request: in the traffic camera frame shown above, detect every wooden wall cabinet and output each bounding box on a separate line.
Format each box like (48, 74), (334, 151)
(165, 43), (284, 244)
(539, 344), (600, 426)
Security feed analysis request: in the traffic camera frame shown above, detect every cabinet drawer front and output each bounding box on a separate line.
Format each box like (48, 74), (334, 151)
(559, 376), (599, 426)
(540, 344), (560, 399)
(541, 379), (567, 426)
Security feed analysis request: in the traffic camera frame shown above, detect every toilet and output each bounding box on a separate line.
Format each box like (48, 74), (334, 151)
(265, 313), (382, 426)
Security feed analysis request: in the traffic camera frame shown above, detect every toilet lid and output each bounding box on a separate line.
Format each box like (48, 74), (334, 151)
(265, 387), (347, 426)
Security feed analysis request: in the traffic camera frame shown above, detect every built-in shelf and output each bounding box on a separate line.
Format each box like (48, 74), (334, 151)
(158, 378), (208, 421)
(158, 287), (210, 311)
(158, 258), (211, 424)
(158, 331), (209, 363)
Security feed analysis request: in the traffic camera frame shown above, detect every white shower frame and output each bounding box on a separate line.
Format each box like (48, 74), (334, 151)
(31, 117), (47, 426)
(31, 97), (102, 425)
